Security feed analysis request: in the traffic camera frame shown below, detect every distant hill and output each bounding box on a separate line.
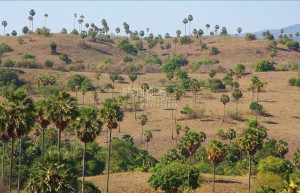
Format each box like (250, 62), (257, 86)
(252, 24), (300, 42)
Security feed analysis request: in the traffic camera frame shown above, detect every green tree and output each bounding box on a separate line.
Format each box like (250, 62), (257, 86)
(44, 14), (48, 28)
(75, 107), (102, 193)
(109, 72), (118, 97)
(138, 114), (148, 144)
(81, 31), (88, 44)
(29, 9), (36, 31)
(293, 149), (300, 169)
(237, 27), (242, 36)
(232, 89), (243, 116)
(128, 71), (137, 88)
(208, 69), (217, 79)
(144, 130), (153, 151)
(232, 64), (245, 82)
(183, 18), (188, 36)
(0, 103), (9, 182)
(206, 140), (228, 193)
(205, 24), (210, 36)
(187, 15), (193, 36)
(220, 94), (230, 122)
(249, 102), (263, 121)
(45, 91), (78, 152)
(189, 78), (201, 109)
(2, 21), (7, 35)
(50, 42), (57, 55)
(225, 128), (236, 147)
(99, 99), (124, 193)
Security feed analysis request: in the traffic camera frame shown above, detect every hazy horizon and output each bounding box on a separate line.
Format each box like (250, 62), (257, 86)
(1, 1), (300, 36)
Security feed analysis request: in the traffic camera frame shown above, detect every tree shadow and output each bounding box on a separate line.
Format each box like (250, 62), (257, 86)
(292, 116), (300, 119)
(260, 100), (277, 103)
(215, 179), (242, 184)
(264, 120), (279, 124)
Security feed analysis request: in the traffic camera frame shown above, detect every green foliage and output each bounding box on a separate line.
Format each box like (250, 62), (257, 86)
(256, 185), (276, 193)
(50, 42), (57, 55)
(59, 54), (70, 64)
(208, 69), (217, 78)
(247, 119), (258, 128)
(148, 161), (200, 192)
(35, 27), (50, 36)
(3, 59), (15, 69)
(0, 69), (23, 87)
(123, 56), (133, 63)
(250, 102), (263, 114)
(191, 58), (219, 72)
(201, 43), (207, 50)
(245, 33), (256, 41)
(71, 29), (79, 35)
(180, 35), (192, 44)
(67, 74), (95, 91)
(144, 54), (162, 65)
(78, 181), (101, 193)
(205, 79), (226, 92)
(0, 43), (12, 55)
(210, 46), (219, 55)
(22, 53), (36, 60)
(38, 75), (56, 86)
(255, 173), (284, 192)
(44, 60), (54, 69)
(161, 56), (188, 73)
(286, 40), (299, 50)
(117, 39), (138, 55)
(288, 78), (297, 86)
(254, 60), (275, 72)
(258, 156), (293, 178)
(148, 88), (159, 93)
(180, 105), (193, 118)
(17, 37), (24, 45)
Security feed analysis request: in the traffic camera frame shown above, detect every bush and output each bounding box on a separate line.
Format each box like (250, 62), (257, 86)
(117, 39), (138, 55)
(3, 59), (15, 69)
(295, 78), (300, 87)
(0, 43), (12, 55)
(22, 53), (35, 60)
(258, 156), (293, 178)
(286, 40), (299, 50)
(0, 69), (23, 87)
(245, 33), (256, 41)
(50, 42), (57, 55)
(145, 55), (162, 65)
(201, 43), (207, 50)
(161, 56), (188, 73)
(254, 60), (275, 72)
(255, 172), (285, 190)
(71, 29), (79, 35)
(205, 79), (226, 92)
(148, 161), (200, 192)
(59, 54), (70, 64)
(191, 58), (219, 72)
(44, 60), (54, 69)
(288, 78), (297, 86)
(35, 27), (50, 36)
(123, 56), (133, 63)
(17, 37), (24, 45)
(78, 181), (101, 193)
(180, 36), (192, 44)
(209, 46), (219, 55)
(67, 74), (95, 91)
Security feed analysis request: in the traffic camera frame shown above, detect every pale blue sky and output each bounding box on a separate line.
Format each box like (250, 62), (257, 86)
(1, 1), (300, 36)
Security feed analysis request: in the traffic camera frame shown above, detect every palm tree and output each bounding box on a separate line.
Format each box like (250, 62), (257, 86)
(45, 90), (78, 152)
(280, 28), (284, 34)
(225, 128), (236, 147)
(232, 89), (243, 116)
(28, 16), (33, 31)
(206, 140), (228, 193)
(74, 13), (77, 29)
(44, 14), (48, 28)
(75, 107), (102, 193)
(183, 18), (188, 36)
(3, 89), (36, 193)
(206, 24), (210, 36)
(293, 149), (300, 169)
(215, 25), (219, 35)
(2, 20), (7, 35)
(29, 9), (36, 31)
(237, 27), (242, 37)
(35, 99), (51, 155)
(173, 37), (178, 54)
(175, 123), (182, 145)
(189, 78), (201, 110)
(144, 130), (153, 151)
(81, 88), (86, 106)
(178, 131), (206, 187)
(0, 103), (9, 182)
(146, 28), (149, 37)
(237, 127), (266, 193)
(275, 140), (288, 158)
(138, 114), (148, 144)
(81, 31), (87, 44)
(187, 15), (193, 36)
(100, 99), (124, 193)
(254, 80), (264, 102)
(85, 23), (89, 30)
(176, 30), (181, 38)
(95, 72), (101, 90)
(220, 94), (230, 122)
(128, 72), (137, 88)
(109, 72), (118, 97)
(115, 27), (120, 37)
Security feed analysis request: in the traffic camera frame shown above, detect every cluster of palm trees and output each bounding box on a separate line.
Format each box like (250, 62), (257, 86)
(0, 88), (126, 193)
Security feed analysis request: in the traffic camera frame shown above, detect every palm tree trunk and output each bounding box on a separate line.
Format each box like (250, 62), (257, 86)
(251, 91), (255, 103)
(236, 101), (238, 116)
(188, 156), (191, 187)
(82, 94), (84, 106)
(58, 128), (61, 152)
(105, 129), (112, 193)
(248, 155), (251, 193)
(17, 138), (22, 193)
(171, 110), (174, 139)
(42, 127), (45, 155)
(118, 122), (121, 133)
(9, 137), (14, 193)
(82, 141), (86, 193)
(2, 142), (6, 182)
(223, 105), (226, 122)
(213, 164), (216, 193)
(141, 125), (144, 144)
(112, 82), (114, 98)
(32, 19), (34, 31)
(146, 141), (148, 151)
(257, 92), (260, 102)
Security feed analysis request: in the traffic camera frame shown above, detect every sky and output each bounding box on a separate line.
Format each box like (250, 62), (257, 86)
(1, 1), (300, 36)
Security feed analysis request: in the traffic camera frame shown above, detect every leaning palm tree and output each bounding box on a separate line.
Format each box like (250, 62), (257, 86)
(237, 127), (266, 193)
(45, 90), (79, 152)
(187, 14), (193, 36)
(178, 131), (206, 187)
(44, 14), (48, 28)
(29, 9), (36, 31)
(183, 18), (188, 36)
(220, 94), (230, 122)
(138, 114), (148, 144)
(3, 89), (36, 193)
(144, 130), (153, 151)
(2, 20), (7, 35)
(100, 99), (124, 193)
(206, 140), (228, 193)
(75, 107), (102, 193)
(35, 99), (51, 155)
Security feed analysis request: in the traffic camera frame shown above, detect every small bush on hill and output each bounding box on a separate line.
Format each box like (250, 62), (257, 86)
(117, 39), (138, 55)
(205, 79), (226, 92)
(71, 29), (79, 35)
(180, 36), (192, 44)
(286, 40), (299, 50)
(59, 54), (71, 64)
(0, 43), (12, 55)
(123, 56), (133, 63)
(3, 59), (15, 69)
(254, 60), (275, 72)
(210, 46), (219, 55)
(145, 54), (162, 65)
(0, 69), (23, 87)
(245, 33), (256, 41)
(161, 56), (188, 73)
(67, 74), (95, 91)
(35, 27), (50, 36)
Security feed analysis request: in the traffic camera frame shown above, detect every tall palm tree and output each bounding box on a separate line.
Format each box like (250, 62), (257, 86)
(95, 72), (101, 90)
(100, 99), (124, 193)
(2, 20), (7, 35)
(29, 9), (36, 31)
(75, 107), (102, 193)
(205, 24), (210, 36)
(138, 114), (148, 143)
(45, 90), (79, 152)
(189, 78), (201, 110)
(187, 15), (193, 36)
(237, 27), (242, 37)
(183, 18), (188, 36)
(178, 131), (206, 187)
(225, 128), (236, 147)
(0, 103), (9, 182)
(74, 13), (77, 29)
(173, 37), (178, 54)
(237, 127), (266, 193)
(35, 99), (50, 155)
(254, 80), (264, 102)
(215, 25), (219, 35)
(220, 94), (230, 122)
(144, 130), (153, 151)
(81, 30), (87, 44)
(85, 23), (89, 30)
(115, 27), (120, 37)
(44, 14), (48, 28)
(176, 30), (181, 38)
(28, 16), (33, 31)
(3, 89), (36, 193)
(109, 72), (118, 97)
(206, 140), (228, 193)
(232, 89), (243, 116)
(175, 123), (182, 145)
(128, 72), (137, 89)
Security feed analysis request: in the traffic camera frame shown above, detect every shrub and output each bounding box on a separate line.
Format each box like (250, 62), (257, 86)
(148, 161), (200, 192)
(123, 56), (133, 63)
(286, 40), (299, 50)
(191, 58), (219, 72)
(78, 181), (101, 193)
(17, 37), (24, 45)
(256, 185), (276, 193)
(35, 27), (50, 36)
(254, 60), (275, 72)
(255, 173), (284, 191)
(258, 156), (293, 178)
(22, 53), (35, 59)
(278, 36), (290, 45)
(0, 43), (12, 55)
(180, 36), (192, 44)
(145, 55), (162, 65)
(209, 46), (219, 55)
(245, 33), (256, 41)
(67, 74), (95, 91)
(161, 56), (188, 73)
(247, 119), (258, 128)
(117, 39), (138, 55)
(71, 29), (79, 35)
(205, 79), (226, 92)
(201, 43), (207, 50)
(59, 54), (70, 64)
(44, 60), (54, 69)
(0, 69), (23, 87)
(148, 88), (159, 93)
(3, 59), (15, 69)
(50, 42), (57, 55)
